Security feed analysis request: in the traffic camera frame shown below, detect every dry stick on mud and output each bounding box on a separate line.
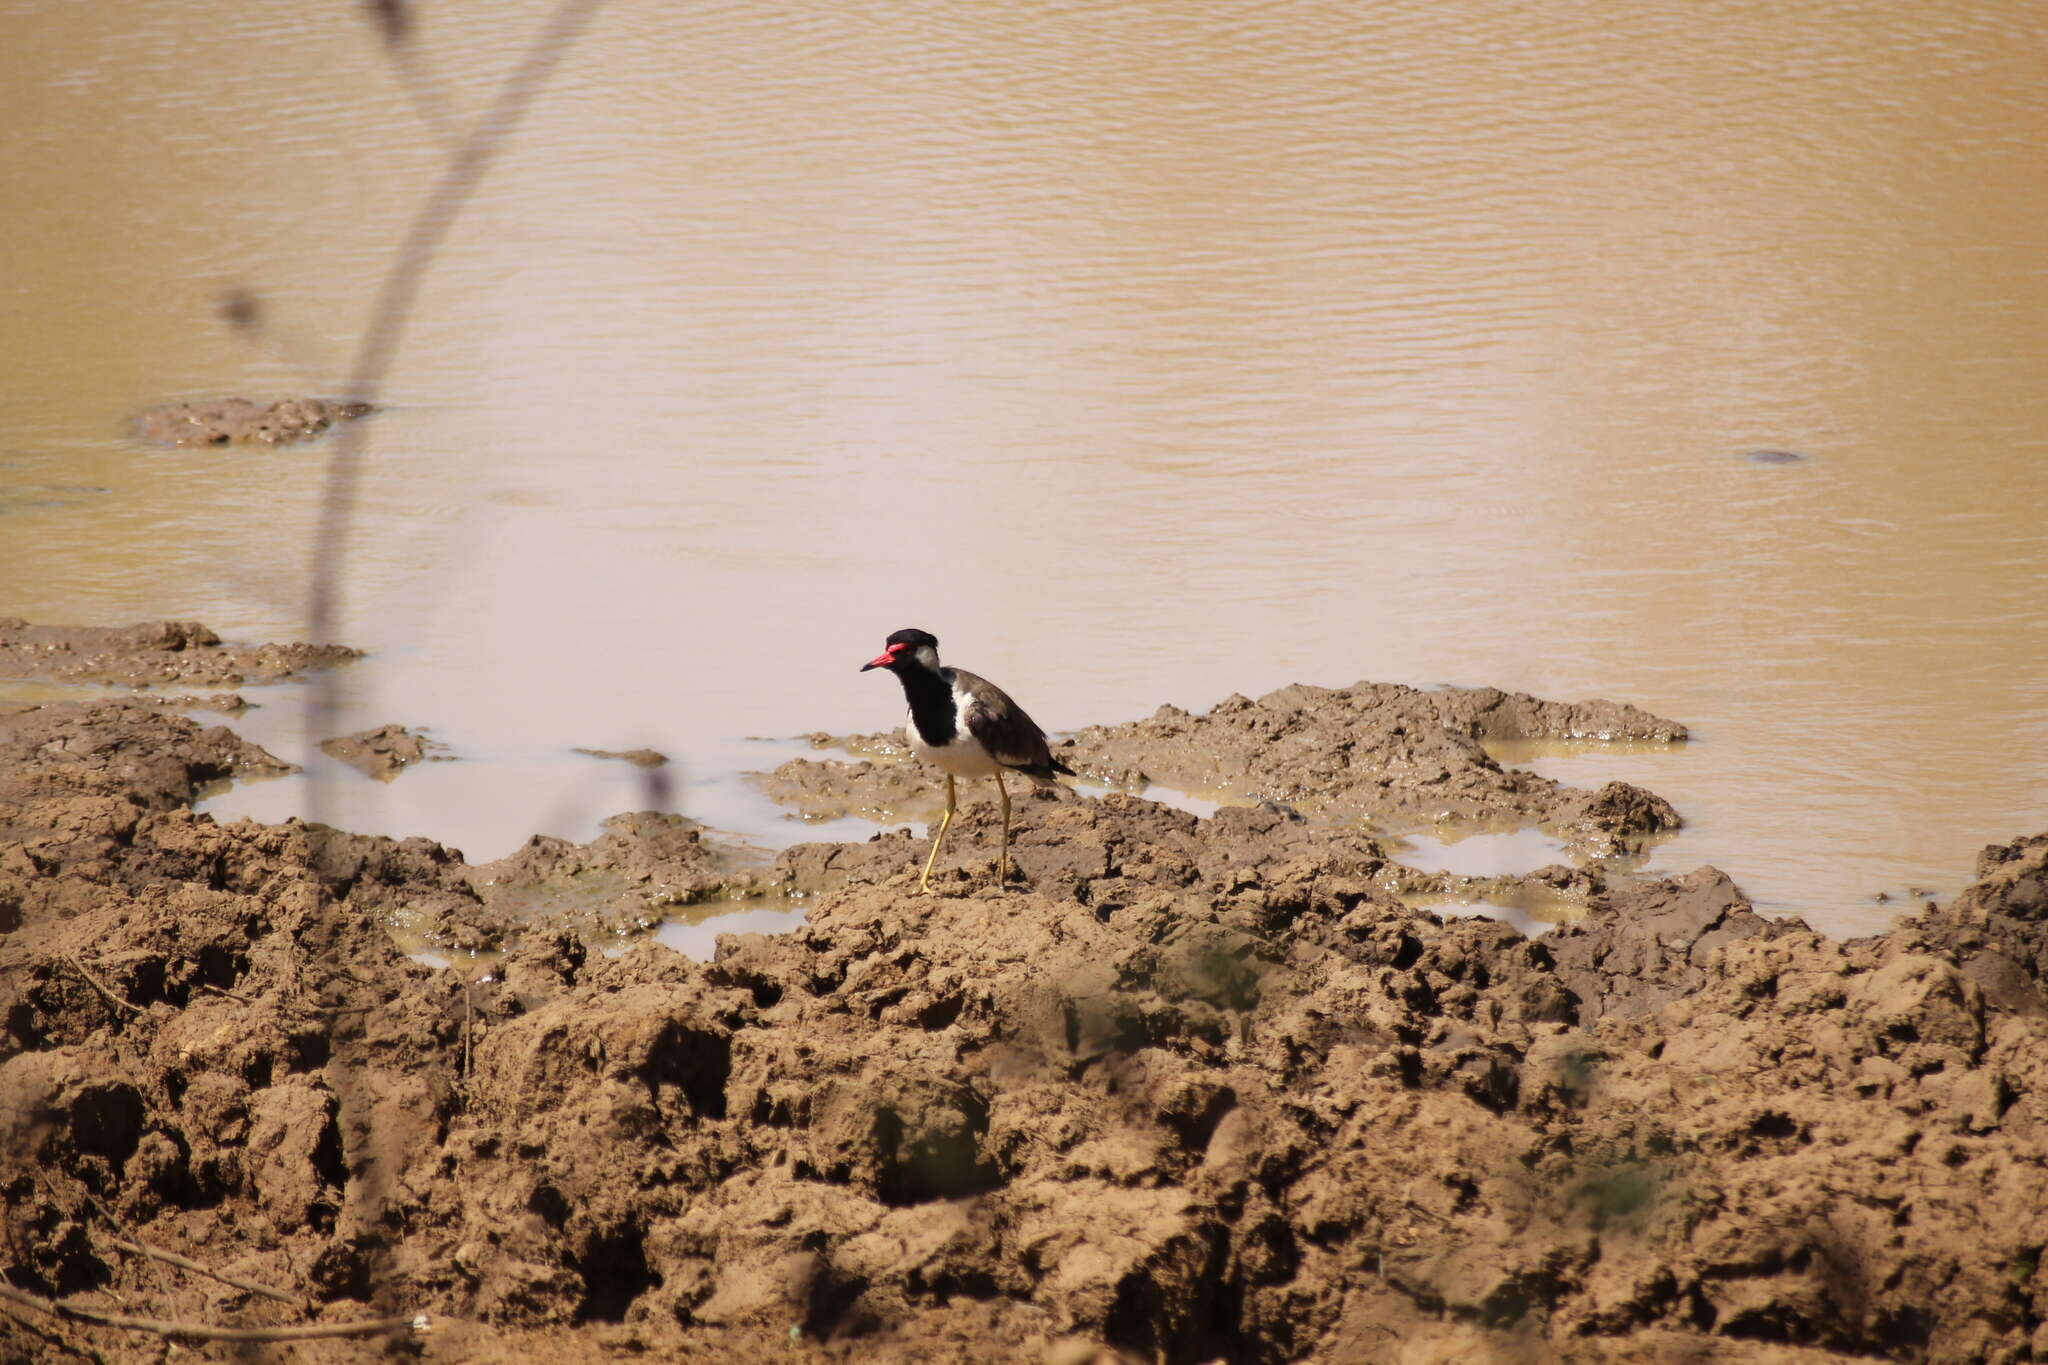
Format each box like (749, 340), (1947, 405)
(62, 954), (139, 1016)
(0, 1283), (412, 1344)
(41, 1176), (176, 1310)
(104, 1238), (306, 1307)
(36, 1142), (306, 1325)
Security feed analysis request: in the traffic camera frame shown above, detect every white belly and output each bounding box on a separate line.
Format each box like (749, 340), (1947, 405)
(907, 702), (1002, 778)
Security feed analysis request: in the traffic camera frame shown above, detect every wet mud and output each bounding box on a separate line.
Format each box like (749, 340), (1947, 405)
(4, 626), (2047, 1363)
(766, 680), (1683, 861)
(135, 398), (372, 448)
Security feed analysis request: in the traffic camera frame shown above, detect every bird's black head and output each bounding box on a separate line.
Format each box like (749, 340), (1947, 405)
(861, 628), (940, 673)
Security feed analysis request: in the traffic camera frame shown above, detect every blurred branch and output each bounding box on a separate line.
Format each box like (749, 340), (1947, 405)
(287, 0), (610, 1335)
(362, 0), (461, 149)
(361, 0), (413, 46)
(391, 51), (461, 150)
(307, 0), (606, 809)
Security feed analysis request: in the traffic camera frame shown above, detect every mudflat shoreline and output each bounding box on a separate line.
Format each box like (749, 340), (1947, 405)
(4, 623), (2045, 1362)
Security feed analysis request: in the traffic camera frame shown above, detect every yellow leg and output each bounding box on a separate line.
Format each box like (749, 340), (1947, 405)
(919, 774), (956, 894)
(996, 772), (1011, 886)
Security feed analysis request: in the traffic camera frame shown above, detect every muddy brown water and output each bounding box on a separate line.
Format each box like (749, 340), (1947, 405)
(3, 1), (2045, 938)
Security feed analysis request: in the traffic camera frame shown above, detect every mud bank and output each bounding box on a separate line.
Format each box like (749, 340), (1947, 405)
(5, 660), (2048, 1361)
(0, 620), (359, 689)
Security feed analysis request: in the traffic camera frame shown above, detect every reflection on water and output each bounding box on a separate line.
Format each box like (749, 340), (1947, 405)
(1395, 828), (1570, 879)
(4, 0), (2047, 940)
(652, 904), (811, 961)
(1405, 893), (1583, 941)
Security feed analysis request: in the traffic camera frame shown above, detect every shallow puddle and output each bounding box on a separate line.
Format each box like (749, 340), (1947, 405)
(649, 902), (813, 960)
(1391, 827), (1572, 878)
(1407, 898), (1555, 939)
(1100, 780), (1227, 821)
(391, 935), (500, 976)
(1405, 891), (1587, 939)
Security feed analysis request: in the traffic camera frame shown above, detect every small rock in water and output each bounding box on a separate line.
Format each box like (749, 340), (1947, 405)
(1744, 448), (1808, 465)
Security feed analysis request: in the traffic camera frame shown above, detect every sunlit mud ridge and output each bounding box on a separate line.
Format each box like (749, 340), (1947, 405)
(765, 680), (1684, 861)
(4, 635), (2048, 1361)
(134, 397), (373, 448)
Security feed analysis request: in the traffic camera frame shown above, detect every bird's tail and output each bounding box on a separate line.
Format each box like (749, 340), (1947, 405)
(1037, 756), (1078, 781)
(1008, 755), (1076, 783)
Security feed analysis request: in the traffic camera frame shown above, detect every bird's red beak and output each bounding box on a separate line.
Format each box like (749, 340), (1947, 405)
(861, 646), (900, 672)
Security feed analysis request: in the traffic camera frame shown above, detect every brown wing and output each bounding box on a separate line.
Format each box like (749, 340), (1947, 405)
(953, 669), (1074, 778)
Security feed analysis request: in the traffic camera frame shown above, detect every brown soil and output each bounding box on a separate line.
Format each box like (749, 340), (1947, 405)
(320, 725), (450, 782)
(0, 620), (359, 689)
(4, 639), (2047, 1363)
(135, 398), (372, 448)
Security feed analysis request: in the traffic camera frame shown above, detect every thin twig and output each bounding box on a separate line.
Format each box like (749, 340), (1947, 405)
(105, 1239), (305, 1308)
(62, 955), (140, 1015)
(195, 982), (257, 1005)
(0, 1284), (413, 1343)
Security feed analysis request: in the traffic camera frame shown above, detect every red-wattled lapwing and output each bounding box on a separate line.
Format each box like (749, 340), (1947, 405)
(861, 628), (1075, 893)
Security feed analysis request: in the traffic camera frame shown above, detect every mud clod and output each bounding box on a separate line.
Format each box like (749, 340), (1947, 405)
(320, 723), (450, 781)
